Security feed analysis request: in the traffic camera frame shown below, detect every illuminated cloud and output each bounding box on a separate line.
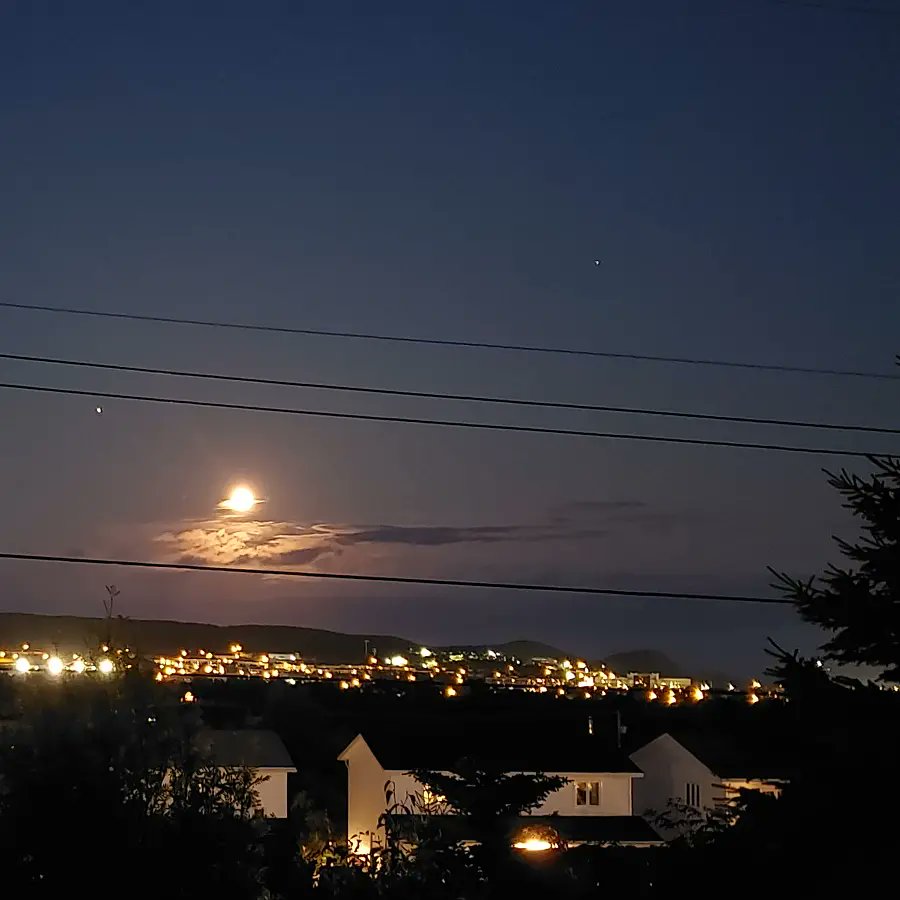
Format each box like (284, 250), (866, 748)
(151, 505), (641, 570)
(155, 521), (337, 568)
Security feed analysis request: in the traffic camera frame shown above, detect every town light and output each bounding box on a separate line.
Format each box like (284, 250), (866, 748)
(98, 659), (114, 675)
(72, 659), (86, 674)
(47, 656), (64, 676)
(512, 825), (558, 852)
(15, 656), (30, 674)
(513, 838), (553, 852)
(389, 655), (408, 667)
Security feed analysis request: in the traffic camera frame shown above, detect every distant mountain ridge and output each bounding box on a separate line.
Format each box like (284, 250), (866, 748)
(0, 612), (412, 662)
(0, 613), (564, 664)
(603, 648), (731, 686)
(0, 613), (726, 678)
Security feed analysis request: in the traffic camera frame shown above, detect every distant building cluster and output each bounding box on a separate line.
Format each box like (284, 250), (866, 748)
(0, 639), (800, 703)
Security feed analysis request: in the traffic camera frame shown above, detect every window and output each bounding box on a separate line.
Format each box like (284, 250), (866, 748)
(575, 781), (601, 807)
(685, 782), (701, 808)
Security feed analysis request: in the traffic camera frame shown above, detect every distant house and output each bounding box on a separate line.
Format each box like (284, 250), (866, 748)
(338, 725), (659, 853)
(629, 732), (787, 835)
(196, 729), (296, 818)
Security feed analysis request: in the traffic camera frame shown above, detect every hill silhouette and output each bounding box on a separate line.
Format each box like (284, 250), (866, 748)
(603, 648), (685, 676)
(0, 613), (565, 663)
(0, 613), (725, 676)
(0, 612), (413, 662)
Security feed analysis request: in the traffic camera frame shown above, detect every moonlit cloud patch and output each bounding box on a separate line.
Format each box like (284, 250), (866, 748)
(150, 497), (676, 571)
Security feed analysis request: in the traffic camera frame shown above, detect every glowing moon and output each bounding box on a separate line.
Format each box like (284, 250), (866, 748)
(224, 486), (256, 513)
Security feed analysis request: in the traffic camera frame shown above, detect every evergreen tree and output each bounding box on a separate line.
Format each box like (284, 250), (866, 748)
(772, 456), (900, 680)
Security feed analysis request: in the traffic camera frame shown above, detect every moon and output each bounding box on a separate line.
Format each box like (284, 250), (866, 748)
(224, 486), (256, 513)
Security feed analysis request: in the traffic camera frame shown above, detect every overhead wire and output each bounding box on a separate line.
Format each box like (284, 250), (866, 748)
(0, 551), (791, 604)
(2, 351), (898, 436)
(0, 381), (895, 457)
(1, 300), (898, 381)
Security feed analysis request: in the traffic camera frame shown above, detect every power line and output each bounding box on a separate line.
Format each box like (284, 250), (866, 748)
(0, 380), (894, 457)
(3, 351), (898, 437)
(0, 551), (791, 604)
(2, 300), (897, 382)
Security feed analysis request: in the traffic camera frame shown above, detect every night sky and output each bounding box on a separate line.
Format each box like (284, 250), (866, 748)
(2, 1), (899, 676)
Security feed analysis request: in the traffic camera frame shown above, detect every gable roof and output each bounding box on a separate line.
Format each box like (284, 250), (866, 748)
(340, 724), (640, 774)
(635, 731), (793, 780)
(195, 729), (296, 770)
(672, 731), (791, 780)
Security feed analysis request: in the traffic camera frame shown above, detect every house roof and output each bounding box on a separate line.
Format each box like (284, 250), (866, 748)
(388, 814), (661, 845)
(342, 724), (640, 774)
(638, 731), (793, 780)
(195, 729), (296, 770)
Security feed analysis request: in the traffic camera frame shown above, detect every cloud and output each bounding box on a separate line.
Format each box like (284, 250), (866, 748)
(155, 520), (340, 569)
(335, 524), (570, 547)
(152, 506), (624, 570)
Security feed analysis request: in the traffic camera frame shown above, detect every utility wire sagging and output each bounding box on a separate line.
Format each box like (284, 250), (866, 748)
(0, 381), (895, 457)
(2, 352), (898, 436)
(0, 551), (791, 604)
(2, 300), (898, 381)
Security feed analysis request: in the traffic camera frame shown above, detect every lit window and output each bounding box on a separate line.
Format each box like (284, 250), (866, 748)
(576, 781), (601, 806)
(685, 782), (701, 807)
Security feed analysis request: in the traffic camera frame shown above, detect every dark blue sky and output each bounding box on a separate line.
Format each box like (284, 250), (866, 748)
(1, 0), (898, 675)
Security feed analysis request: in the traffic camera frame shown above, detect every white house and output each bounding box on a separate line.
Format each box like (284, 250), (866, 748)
(629, 732), (786, 836)
(196, 729), (296, 818)
(338, 726), (659, 852)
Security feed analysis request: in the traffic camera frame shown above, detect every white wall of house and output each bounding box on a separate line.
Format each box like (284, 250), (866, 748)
(255, 768), (292, 818)
(339, 736), (392, 853)
(339, 736), (638, 851)
(533, 773), (634, 816)
(629, 733), (718, 818)
(384, 769), (635, 819)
